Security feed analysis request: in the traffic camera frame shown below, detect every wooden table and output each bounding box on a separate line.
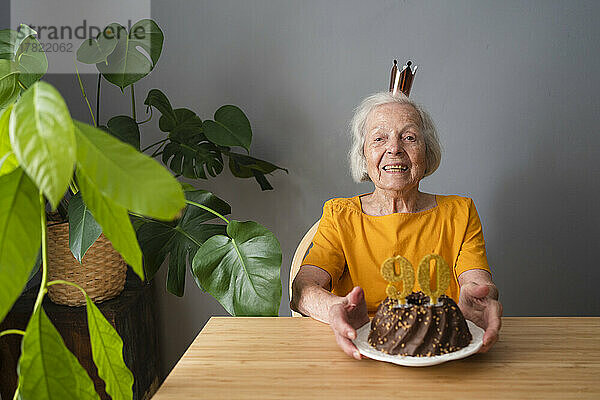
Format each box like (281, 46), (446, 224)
(154, 317), (600, 399)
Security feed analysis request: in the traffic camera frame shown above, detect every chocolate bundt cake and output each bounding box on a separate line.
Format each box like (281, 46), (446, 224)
(368, 291), (472, 357)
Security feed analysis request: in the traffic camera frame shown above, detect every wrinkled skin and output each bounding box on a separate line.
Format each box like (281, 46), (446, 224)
(291, 102), (502, 359)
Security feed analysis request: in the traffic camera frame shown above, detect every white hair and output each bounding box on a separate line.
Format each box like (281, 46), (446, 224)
(348, 92), (442, 183)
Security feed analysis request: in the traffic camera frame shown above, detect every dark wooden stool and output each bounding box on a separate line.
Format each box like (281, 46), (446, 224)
(0, 269), (160, 400)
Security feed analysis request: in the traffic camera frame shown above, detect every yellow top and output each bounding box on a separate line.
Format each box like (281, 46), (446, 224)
(301, 193), (491, 314)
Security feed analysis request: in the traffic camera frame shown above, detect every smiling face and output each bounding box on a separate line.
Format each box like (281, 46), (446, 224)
(363, 102), (427, 191)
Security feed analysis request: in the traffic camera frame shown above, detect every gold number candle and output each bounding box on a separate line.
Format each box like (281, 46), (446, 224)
(380, 255), (415, 304)
(417, 254), (451, 305)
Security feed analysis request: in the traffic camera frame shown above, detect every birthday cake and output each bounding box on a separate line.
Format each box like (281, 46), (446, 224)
(368, 291), (472, 356)
(367, 254), (473, 357)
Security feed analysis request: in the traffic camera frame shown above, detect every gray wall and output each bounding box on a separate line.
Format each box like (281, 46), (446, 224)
(4, 0), (599, 377)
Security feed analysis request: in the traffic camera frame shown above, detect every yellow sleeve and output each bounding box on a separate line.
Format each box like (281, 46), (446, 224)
(300, 200), (346, 284)
(455, 198), (491, 277)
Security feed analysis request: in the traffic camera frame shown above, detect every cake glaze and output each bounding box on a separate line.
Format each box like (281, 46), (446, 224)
(368, 291), (472, 356)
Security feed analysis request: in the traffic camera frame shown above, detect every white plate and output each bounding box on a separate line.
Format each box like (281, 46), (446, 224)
(352, 320), (484, 367)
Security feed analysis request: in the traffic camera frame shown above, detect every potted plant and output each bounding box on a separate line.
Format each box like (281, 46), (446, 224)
(73, 19), (288, 303)
(0, 21), (285, 399)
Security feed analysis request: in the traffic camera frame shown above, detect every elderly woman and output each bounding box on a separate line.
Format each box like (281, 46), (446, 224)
(290, 92), (503, 360)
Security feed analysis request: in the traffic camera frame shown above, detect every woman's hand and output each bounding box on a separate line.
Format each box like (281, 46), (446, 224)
(327, 286), (370, 360)
(458, 281), (503, 353)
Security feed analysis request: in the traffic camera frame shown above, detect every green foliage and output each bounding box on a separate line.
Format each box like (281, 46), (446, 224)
(134, 190), (230, 296)
(75, 167), (145, 280)
(10, 82), (75, 210)
(0, 59), (20, 109)
(192, 220), (282, 316)
(143, 89), (224, 179)
(96, 20), (163, 90)
(76, 31), (118, 65)
(67, 192), (102, 263)
(0, 168), (40, 322)
(0, 17), (287, 399)
(227, 151), (288, 190)
(0, 25), (48, 89)
(73, 120), (185, 220)
(143, 89), (287, 189)
(17, 307), (100, 400)
(143, 88), (175, 123)
(15, 36), (48, 88)
(0, 29), (19, 59)
(103, 115), (140, 150)
(203, 105), (252, 151)
(86, 294), (134, 400)
(0, 104), (18, 175)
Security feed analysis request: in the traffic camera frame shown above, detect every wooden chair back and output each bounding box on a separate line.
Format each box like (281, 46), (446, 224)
(289, 220), (320, 317)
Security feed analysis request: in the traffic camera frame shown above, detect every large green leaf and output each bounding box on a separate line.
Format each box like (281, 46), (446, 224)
(203, 105), (252, 151)
(143, 88), (176, 127)
(0, 59), (20, 109)
(96, 20), (164, 90)
(76, 30), (118, 65)
(0, 168), (40, 322)
(191, 220), (282, 316)
(68, 192), (102, 263)
(0, 104), (18, 176)
(74, 120), (185, 220)
(163, 108), (203, 140)
(143, 89), (225, 180)
(0, 25), (36, 61)
(103, 115), (140, 150)
(15, 36), (48, 88)
(144, 89), (205, 142)
(85, 294), (133, 400)
(134, 190), (230, 296)
(9, 81), (75, 210)
(17, 307), (100, 399)
(0, 25), (46, 88)
(227, 151), (288, 191)
(0, 29), (18, 60)
(162, 138), (224, 180)
(76, 167), (144, 280)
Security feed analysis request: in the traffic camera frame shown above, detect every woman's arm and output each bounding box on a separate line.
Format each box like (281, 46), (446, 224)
(290, 265), (339, 322)
(291, 265), (369, 359)
(457, 269), (503, 353)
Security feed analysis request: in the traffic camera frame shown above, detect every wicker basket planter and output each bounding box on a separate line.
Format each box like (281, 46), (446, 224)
(46, 221), (127, 306)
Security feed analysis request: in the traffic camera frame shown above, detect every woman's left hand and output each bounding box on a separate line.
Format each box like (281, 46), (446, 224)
(458, 281), (503, 353)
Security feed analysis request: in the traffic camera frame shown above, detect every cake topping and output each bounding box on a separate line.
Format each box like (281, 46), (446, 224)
(417, 254), (451, 305)
(380, 255), (414, 304)
(379, 253), (452, 305)
(368, 292), (473, 356)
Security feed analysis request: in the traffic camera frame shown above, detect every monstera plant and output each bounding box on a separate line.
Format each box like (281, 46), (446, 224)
(73, 19), (288, 301)
(0, 21), (285, 399)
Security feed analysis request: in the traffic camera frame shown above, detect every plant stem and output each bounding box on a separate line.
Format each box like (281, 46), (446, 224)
(74, 57), (96, 127)
(96, 74), (102, 126)
(128, 211), (146, 219)
(131, 84), (136, 121)
(33, 193), (49, 313)
(174, 226), (203, 247)
(137, 106), (153, 124)
(141, 138), (168, 153)
(47, 279), (86, 295)
(69, 179), (79, 195)
(186, 200), (230, 224)
(0, 329), (25, 338)
(128, 211), (180, 231)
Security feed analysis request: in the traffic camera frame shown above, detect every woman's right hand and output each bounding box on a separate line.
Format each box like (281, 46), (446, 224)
(327, 286), (370, 360)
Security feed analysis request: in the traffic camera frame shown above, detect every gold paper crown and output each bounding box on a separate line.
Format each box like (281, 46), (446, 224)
(389, 60), (418, 97)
